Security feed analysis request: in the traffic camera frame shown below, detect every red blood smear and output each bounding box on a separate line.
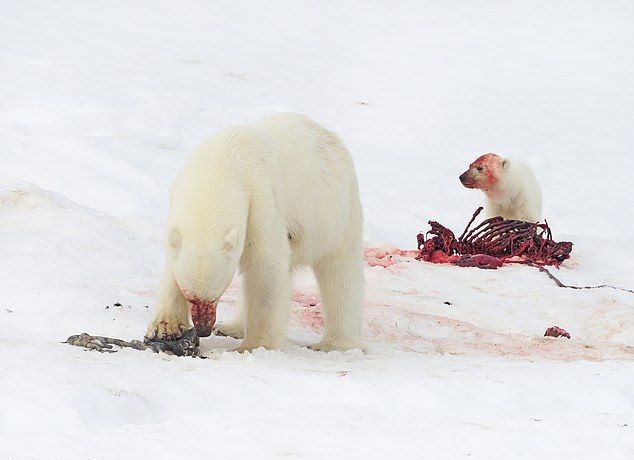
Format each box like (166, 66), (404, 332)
(485, 169), (497, 188)
(297, 307), (324, 330)
(293, 294), (324, 330)
(471, 152), (497, 167)
(364, 247), (421, 268)
(471, 153), (499, 188)
(544, 326), (571, 339)
(190, 300), (217, 337)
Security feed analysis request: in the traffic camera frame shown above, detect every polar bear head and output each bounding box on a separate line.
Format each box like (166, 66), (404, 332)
(166, 170), (248, 336)
(459, 153), (509, 193)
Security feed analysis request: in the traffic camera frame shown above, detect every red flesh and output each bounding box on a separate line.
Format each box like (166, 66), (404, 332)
(544, 326), (571, 339)
(455, 254), (504, 269)
(417, 207), (572, 269)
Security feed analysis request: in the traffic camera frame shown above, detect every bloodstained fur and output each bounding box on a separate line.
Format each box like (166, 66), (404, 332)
(189, 299), (217, 337)
(460, 153), (500, 190)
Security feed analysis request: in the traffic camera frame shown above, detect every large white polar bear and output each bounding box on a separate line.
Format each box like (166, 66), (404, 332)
(145, 114), (365, 352)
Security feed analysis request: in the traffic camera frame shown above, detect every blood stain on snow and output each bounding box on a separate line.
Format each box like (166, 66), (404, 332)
(132, 290), (156, 298)
(365, 304), (633, 361)
(364, 247), (420, 268)
(292, 293), (324, 330)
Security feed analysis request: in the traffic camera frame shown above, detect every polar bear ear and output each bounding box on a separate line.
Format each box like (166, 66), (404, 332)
(223, 229), (238, 252)
(502, 158), (510, 170)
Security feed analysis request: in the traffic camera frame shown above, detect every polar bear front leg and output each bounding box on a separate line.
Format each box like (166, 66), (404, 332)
(236, 246), (291, 352)
(312, 245), (365, 352)
(146, 266), (191, 340)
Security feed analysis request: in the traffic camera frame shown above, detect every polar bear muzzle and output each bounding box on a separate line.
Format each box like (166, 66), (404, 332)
(459, 170), (476, 188)
(188, 297), (218, 337)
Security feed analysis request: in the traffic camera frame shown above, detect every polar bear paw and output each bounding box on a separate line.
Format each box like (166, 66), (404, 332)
(213, 321), (245, 340)
(145, 313), (189, 341)
(309, 339), (365, 353)
(234, 337), (283, 353)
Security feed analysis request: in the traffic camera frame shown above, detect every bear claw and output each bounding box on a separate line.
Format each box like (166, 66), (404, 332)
(145, 319), (189, 341)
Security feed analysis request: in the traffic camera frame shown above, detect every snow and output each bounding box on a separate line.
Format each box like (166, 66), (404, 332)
(1, 1), (633, 458)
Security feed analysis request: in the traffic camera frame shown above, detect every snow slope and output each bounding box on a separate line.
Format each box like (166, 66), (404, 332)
(1, 1), (633, 458)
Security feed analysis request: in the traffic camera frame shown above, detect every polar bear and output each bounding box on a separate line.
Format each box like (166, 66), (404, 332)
(459, 153), (542, 222)
(145, 114), (364, 352)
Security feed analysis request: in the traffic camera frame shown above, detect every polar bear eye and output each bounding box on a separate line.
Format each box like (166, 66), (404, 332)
(476, 166), (483, 172)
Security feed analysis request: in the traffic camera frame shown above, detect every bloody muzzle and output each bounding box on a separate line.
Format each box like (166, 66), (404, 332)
(188, 298), (218, 337)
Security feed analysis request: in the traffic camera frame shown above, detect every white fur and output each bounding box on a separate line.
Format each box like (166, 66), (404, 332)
(485, 158), (542, 222)
(146, 113), (365, 351)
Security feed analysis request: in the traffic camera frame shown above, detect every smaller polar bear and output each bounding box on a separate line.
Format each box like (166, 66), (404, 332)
(145, 113), (364, 352)
(459, 153), (542, 222)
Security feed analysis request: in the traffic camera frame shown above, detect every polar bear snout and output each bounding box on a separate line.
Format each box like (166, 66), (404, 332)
(187, 296), (218, 337)
(459, 170), (475, 188)
(176, 282), (220, 337)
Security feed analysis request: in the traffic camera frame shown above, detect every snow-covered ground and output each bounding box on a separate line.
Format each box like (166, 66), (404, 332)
(1, 1), (633, 458)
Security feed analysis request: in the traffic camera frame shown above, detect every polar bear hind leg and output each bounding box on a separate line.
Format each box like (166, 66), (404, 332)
(311, 198), (364, 352)
(311, 246), (364, 351)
